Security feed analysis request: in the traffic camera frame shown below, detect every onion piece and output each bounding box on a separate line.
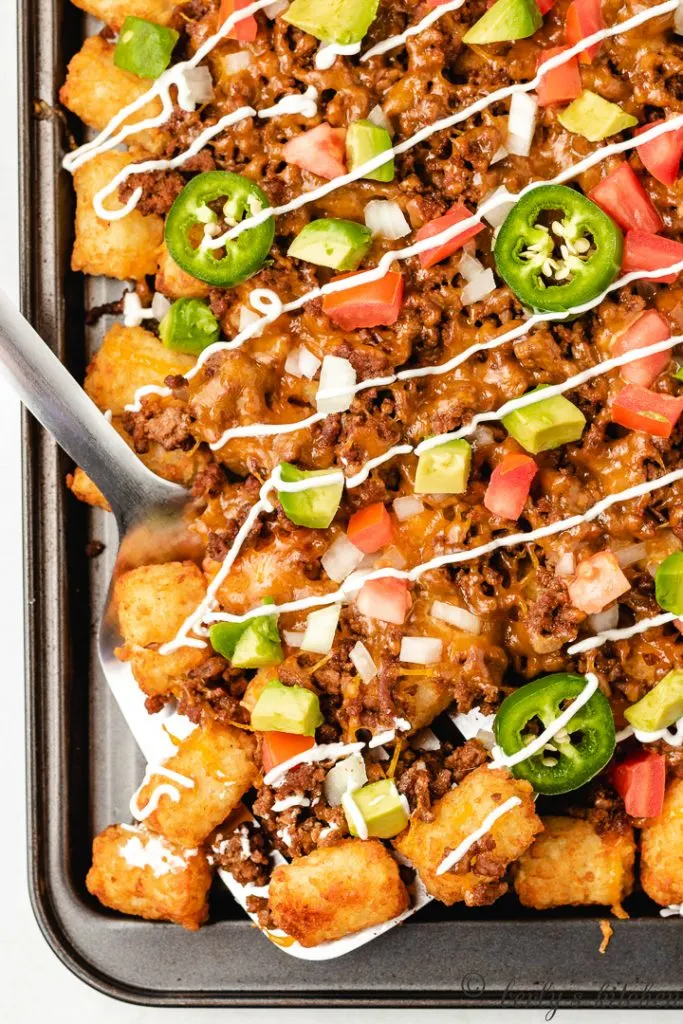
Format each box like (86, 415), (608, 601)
(458, 251), (484, 283)
(324, 753), (367, 806)
(490, 144), (508, 165)
(285, 344), (321, 379)
(483, 186), (516, 228)
(175, 66), (215, 110)
(588, 604), (619, 633)
(238, 304), (265, 337)
(300, 604), (342, 654)
(461, 267), (496, 305)
(615, 542), (648, 568)
(431, 600), (481, 634)
(367, 104), (393, 135)
(412, 727), (441, 751)
(316, 355), (357, 414)
(322, 534), (364, 582)
(364, 199), (410, 240)
(223, 51), (252, 75)
(399, 636), (443, 665)
(392, 495), (425, 522)
(283, 630), (305, 648)
(451, 707), (496, 749)
(555, 551), (575, 576)
(151, 292), (171, 320)
(506, 91), (538, 157)
(349, 640), (378, 682)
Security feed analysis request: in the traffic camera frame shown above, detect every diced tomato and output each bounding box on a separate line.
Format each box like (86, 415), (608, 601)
(347, 502), (393, 554)
(613, 310), (671, 388)
(567, 550), (630, 615)
(565, 0), (604, 63)
(536, 47), (582, 107)
(610, 383), (683, 439)
(622, 230), (683, 285)
(322, 270), (404, 330)
(261, 731), (315, 774)
(636, 119), (683, 187)
(588, 163), (663, 235)
(484, 453), (537, 520)
(356, 576), (411, 625)
(536, 0), (556, 12)
(416, 203), (484, 269)
(610, 750), (665, 818)
(283, 124), (347, 180)
(219, 0), (258, 41)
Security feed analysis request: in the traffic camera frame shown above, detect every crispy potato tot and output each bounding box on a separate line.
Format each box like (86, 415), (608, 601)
(60, 36), (164, 153)
(72, 152), (164, 280)
(268, 839), (409, 947)
(115, 560), (207, 647)
(396, 673), (452, 732)
(135, 720), (258, 846)
(394, 766), (542, 906)
(117, 643), (208, 699)
(66, 467), (111, 511)
(86, 823), (212, 930)
(85, 324), (194, 416)
(70, 0), (177, 29)
(513, 817), (635, 913)
(641, 778), (683, 906)
(156, 243), (211, 300)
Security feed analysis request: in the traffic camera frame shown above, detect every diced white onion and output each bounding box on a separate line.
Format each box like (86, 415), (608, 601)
(376, 546), (407, 570)
(399, 636), (443, 665)
(473, 425), (495, 447)
(451, 707), (496, 749)
(324, 753), (367, 806)
(301, 603), (342, 654)
(392, 495), (425, 522)
(151, 292), (171, 321)
(615, 542), (648, 568)
(321, 534), (364, 582)
(283, 630), (305, 648)
(588, 604), (619, 633)
(555, 551), (575, 576)
(431, 600), (481, 634)
(412, 727), (441, 751)
(490, 144), (508, 165)
(265, 0), (289, 16)
(483, 186), (516, 228)
(238, 304), (265, 337)
(506, 91), (538, 157)
(460, 267), (496, 305)
(349, 640), (378, 683)
(676, 0), (683, 34)
(223, 51), (252, 75)
(285, 344), (321, 379)
(458, 252), (484, 283)
(316, 355), (357, 414)
(367, 104), (393, 135)
(364, 199), (410, 240)
(175, 66), (215, 111)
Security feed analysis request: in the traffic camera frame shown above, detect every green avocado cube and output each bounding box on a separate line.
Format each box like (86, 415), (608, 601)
(114, 17), (179, 79)
(288, 218), (372, 271)
(346, 120), (394, 183)
(209, 599), (282, 668)
(345, 779), (410, 839)
(502, 391), (586, 454)
(415, 439), (472, 494)
(463, 0), (543, 45)
(283, 0), (379, 45)
(250, 679), (323, 736)
(159, 298), (220, 355)
(557, 91), (638, 143)
(624, 669), (683, 733)
(655, 551), (683, 616)
(278, 462), (344, 529)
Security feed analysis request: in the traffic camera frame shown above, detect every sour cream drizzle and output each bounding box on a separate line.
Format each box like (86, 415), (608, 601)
(263, 741), (366, 787)
(615, 716), (683, 749)
(315, 42), (362, 69)
(129, 764), (195, 821)
(361, 0), (467, 61)
(568, 612), (678, 656)
(435, 796), (521, 876)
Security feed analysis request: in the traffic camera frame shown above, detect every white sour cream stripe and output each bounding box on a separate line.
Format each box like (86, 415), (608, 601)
(568, 612), (678, 655)
(361, 0), (467, 61)
(616, 716), (683, 748)
(435, 796), (522, 876)
(263, 741), (366, 786)
(129, 764), (195, 821)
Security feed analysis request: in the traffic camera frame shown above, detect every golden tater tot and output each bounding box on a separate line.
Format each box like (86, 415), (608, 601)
(70, 0), (177, 29)
(115, 561), (206, 647)
(394, 766), (542, 906)
(513, 817), (635, 913)
(66, 467), (111, 511)
(641, 778), (683, 907)
(134, 720), (258, 847)
(268, 839), (410, 947)
(86, 823), (212, 930)
(156, 243), (211, 300)
(72, 152), (163, 280)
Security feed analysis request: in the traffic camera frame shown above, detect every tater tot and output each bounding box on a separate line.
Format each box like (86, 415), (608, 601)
(115, 561), (206, 647)
(268, 839), (410, 947)
(393, 766), (542, 906)
(72, 152), (164, 280)
(134, 720), (258, 847)
(156, 243), (211, 300)
(641, 778), (683, 907)
(66, 466), (111, 511)
(513, 817), (635, 913)
(70, 0), (177, 28)
(86, 823), (212, 930)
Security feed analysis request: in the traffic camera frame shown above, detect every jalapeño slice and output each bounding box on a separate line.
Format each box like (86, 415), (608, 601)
(494, 673), (615, 795)
(494, 184), (622, 313)
(165, 171), (275, 288)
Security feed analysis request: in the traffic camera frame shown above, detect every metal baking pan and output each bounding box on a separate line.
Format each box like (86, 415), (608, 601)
(19, 0), (683, 1007)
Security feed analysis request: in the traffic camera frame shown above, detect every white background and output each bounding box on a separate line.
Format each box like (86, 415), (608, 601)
(0, 5), (677, 1020)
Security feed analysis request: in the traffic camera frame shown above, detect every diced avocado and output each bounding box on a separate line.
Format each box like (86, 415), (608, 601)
(414, 439), (472, 494)
(159, 298), (220, 355)
(288, 218), (372, 271)
(345, 779), (410, 839)
(655, 551), (683, 615)
(114, 17), (179, 79)
(250, 679), (323, 736)
(209, 598), (282, 668)
(278, 462), (344, 529)
(283, 0), (379, 44)
(502, 390), (586, 454)
(557, 91), (638, 143)
(463, 0), (543, 45)
(346, 120), (394, 183)
(624, 669), (683, 733)
(209, 621), (246, 660)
